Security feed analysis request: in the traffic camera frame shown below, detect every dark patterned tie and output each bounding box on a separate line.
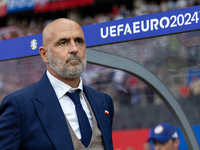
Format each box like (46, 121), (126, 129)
(66, 90), (92, 147)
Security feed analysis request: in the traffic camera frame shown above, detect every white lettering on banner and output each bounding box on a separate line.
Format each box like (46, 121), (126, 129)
(151, 19), (159, 30)
(170, 15), (177, 27)
(160, 17), (170, 29)
(141, 20), (149, 32)
(133, 21), (140, 33)
(124, 23), (132, 35)
(117, 24), (124, 36)
(8, 0), (35, 10)
(110, 25), (116, 37)
(100, 11), (200, 39)
(185, 13), (192, 25)
(101, 27), (108, 38)
(191, 12), (199, 23)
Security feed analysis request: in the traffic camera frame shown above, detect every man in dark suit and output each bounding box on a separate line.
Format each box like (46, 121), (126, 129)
(0, 18), (114, 150)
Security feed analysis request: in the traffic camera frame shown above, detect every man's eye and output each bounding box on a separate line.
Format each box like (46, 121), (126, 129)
(60, 41), (66, 45)
(76, 40), (82, 44)
(76, 38), (84, 44)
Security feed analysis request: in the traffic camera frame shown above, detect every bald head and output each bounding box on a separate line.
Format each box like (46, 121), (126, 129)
(42, 18), (84, 47)
(39, 18), (86, 83)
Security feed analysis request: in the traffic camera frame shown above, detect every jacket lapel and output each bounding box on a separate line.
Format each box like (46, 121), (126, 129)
(83, 85), (113, 150)
(32, 73), (74, 150)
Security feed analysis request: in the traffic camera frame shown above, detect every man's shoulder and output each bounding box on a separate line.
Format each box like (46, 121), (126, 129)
(6, 82), (37, 99)
(0, 82), (38, 110)
(83, 85), (104, 95)
(83, 84), (97, 91)
(83, 84), (112, 100)
(8, 72), (48, 98)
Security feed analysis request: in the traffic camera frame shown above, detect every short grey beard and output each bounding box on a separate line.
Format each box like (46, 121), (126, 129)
(47, 49), (87, 78)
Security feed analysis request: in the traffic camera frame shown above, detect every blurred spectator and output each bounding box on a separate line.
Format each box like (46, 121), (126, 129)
(0, 26), (22, 40)
(113, 71), (132, 107)
(111, 4), (119, 20)
(113, 70), (126, 92)
(118, 73), (132, 106)
(129, 76), (142, 106)
(29, 17), (37, 29)
(148, 123), (180, 150)
(119, 4), (130, 18)
(144, 85), (155, 105)
(194, 0), (200, 5)
(168, 0), (176, 10)
(149, 1), (160, 14)
(176, 0), (188, 9)
(178, 83), (190, 99)
(188, 74), (200, 106)
(189, 74), (200, 96)
(94, 13), (110, 23)
(160, 0), (169, 12)
(82, 15), (93, 25)
(139, 0), (149, 15)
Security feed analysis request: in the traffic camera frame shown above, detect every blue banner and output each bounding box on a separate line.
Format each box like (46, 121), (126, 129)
(7, 0), (35, 13)
(0, 34), (42, 61)
(0, 5), (200, 61)
(82, 5), (200, 47)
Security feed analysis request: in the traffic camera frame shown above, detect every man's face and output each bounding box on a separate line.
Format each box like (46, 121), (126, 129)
(47, 48), (87, 78)
(44, 19), (87, 79)
(153, 139), (179, 150)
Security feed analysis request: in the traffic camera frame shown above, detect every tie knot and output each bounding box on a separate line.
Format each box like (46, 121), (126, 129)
(66, 90), (81, 105)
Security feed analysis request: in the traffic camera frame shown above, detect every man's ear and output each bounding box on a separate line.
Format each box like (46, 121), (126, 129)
(173, 139), (180, 149)
(39, 46), (48, 63)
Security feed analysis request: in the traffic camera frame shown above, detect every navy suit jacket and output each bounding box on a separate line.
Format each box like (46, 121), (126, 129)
(0, 73), (114, 150)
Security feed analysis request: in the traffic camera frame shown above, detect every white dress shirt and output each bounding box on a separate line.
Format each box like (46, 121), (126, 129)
(46, 70), (93, 140)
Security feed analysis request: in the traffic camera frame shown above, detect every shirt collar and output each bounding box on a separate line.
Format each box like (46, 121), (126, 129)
(46, 70), (83, 99)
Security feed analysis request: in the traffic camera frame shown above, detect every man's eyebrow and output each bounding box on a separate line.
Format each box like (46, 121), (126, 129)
(54, 37), (85, 45)
(75, 37), (85, 42)
(55, 38), (69, 45)
(74, 36), (84, 39)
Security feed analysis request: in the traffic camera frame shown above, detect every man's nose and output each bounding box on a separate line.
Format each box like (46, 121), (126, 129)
(69, 41), (78, 54)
